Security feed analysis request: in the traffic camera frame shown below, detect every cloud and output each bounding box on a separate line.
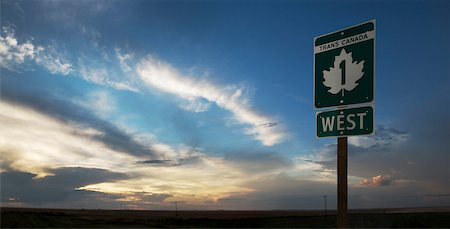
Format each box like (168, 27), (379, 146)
(292, 125), (413, 185)
(1, 96), (445, 210)
(136, 56), (287, 146)
(308, 119), (449, 208)
(79, 65), (108, 84)
(360, 175), (393, 187)
(136, 159), (175, 166)
(349, 125), (409, 150)
(0, 26), (73, 74)
(127, 192), (172, 203)
(224, 151), (290, 174)
(35, 45), (73, 75)
(0, 26), (138, 92)
(77, 90), (116, 116)
(0, 27), (35, 70)
(81, 145), (253, 207)
(179, 99), (211, 113)
(291, 157), (336, 183)
(422, 193), (450, 198)
(0, 167), (127, 207)
(137, 159), (171, 164)
(0, 100), (146, 177)
(0, 91), (253, 208)
(115, 48), (133, 73)
(216, 174), (337, 210)
(0, 85), (159, 166)
(79, 64), (139, 92)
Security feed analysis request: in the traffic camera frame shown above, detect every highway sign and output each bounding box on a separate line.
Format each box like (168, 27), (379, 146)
(316, 106), (373, 138)
(314, 20), (375, 109)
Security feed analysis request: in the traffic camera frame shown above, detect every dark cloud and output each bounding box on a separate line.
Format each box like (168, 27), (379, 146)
(216, 172), (449, 210)
(365, 125), (409, 150)
(0, 167), (127, 206)
(422, 193), (450, 198)
(1, 75), (157, 158)
(136, 193), (172, 203)
(339, 125), (410, 155)
(303, 159), (335, 172)
(135, 146), (205, 167)
(217, 197), (247, 204)
(259, 122), (279, 128)
(1, 167), (177, 209)
(224, 151), (291, 173)
(137, 159), (172, 164)
(312, 125), (412, 174)
(218, 175), (337, 210)
(313, 121), (450, 208)
(136, 159), (182, 167)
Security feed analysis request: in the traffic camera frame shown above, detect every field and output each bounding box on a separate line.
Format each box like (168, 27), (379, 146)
(1, 207), (449, 228)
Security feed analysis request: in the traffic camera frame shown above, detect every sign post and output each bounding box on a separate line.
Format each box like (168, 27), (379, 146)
(337, 137), (348, 228)
(314, 19), (375, 228)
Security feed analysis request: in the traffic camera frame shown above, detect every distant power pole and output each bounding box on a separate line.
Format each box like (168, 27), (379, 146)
(175, 201), (178, 216)
(322, 195), (328, 216)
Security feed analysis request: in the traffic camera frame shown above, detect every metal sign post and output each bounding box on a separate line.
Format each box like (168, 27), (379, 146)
(337, 137), (348, 228)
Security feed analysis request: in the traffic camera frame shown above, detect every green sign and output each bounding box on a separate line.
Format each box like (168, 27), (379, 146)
(314, 20), (375, 109)
(316, 106), (373, 138)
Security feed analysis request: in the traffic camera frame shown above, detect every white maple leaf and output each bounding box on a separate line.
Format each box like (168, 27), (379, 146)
(322, 48), (365, 96)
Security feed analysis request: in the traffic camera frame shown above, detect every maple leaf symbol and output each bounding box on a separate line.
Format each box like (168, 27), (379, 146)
(322, 48), (365, 96)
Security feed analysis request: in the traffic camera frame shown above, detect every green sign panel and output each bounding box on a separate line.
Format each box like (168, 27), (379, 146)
(316, 106), (373, 138)
(314, 20), (375, 109)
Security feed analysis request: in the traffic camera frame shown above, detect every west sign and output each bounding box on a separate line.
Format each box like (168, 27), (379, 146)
(316, 106), (373, 138)
(314, 20), (375, 109)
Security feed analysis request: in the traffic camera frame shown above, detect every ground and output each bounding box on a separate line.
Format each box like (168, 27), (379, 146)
(1, 207), (449, 228)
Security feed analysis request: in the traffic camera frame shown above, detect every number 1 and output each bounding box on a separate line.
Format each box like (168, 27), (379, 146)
(340, 60), (346, 96)
(340, 60), (346, 85)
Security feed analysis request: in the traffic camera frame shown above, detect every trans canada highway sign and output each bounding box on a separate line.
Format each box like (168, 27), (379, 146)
(314, 20), (375, 109)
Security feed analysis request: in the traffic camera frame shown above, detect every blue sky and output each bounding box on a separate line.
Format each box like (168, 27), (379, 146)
(1, 0), (449, 210)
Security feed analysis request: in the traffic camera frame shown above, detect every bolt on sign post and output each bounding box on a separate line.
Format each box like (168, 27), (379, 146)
(314, 19), (375, 228)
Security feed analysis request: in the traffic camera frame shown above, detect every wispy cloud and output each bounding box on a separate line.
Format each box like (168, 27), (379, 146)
(179, 99), (211, 113)
(79, 65), (108, 84)
(115, 48), (133, 73)
(136, 57), (287, 146)
(76, 90), (116, 118)
(0, 26), (139, 93)
(78, 64), (139, 92)
(35, 46), (73, 75)
(0, 26), (73, 74)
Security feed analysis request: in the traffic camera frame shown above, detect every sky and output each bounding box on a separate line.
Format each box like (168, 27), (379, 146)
(1, 0), (449, 210)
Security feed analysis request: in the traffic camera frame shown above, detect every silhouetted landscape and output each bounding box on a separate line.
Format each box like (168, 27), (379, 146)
(2, 207), (449, 228)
